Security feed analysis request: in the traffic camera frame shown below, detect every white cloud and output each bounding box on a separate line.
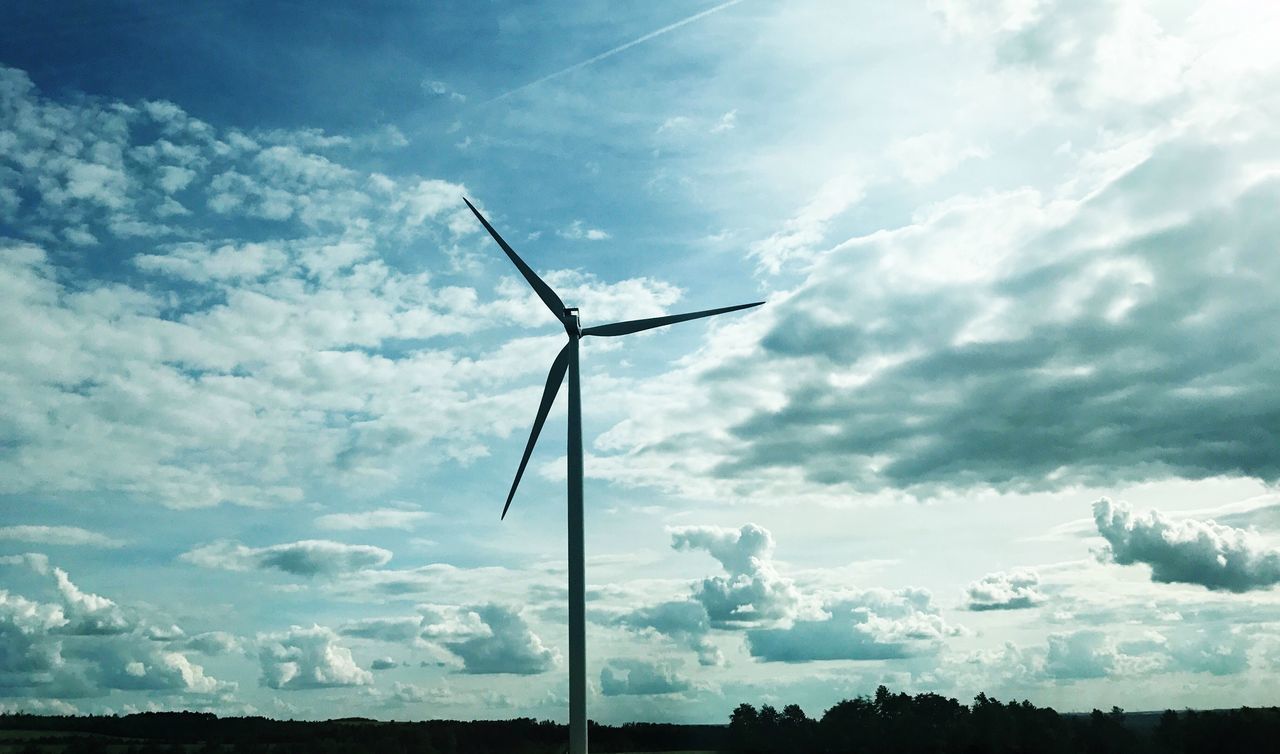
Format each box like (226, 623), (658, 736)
(889, 130), (987, 184)
(1044, 629), (1118, 679)
(608, 599), (723, 666)
(257, 625), (373, 690)
(157, 165), (196, 194)
(0, 556), (230, 699)
(746, 588), (957, 663)
(670, 523), (804, 625)
(180, 631), (240, 656)
(53, 567), (132, 635)
(338, 602), (556, 676)
(0, 526), (123, 548)
(964, 569), (1046, 611)
(315, 508), (430, 531)
(710, 109), (737, 134)
(600, 659), (691, 696)
(439, 604), (558, 676)
(134, 241), (289, 282)
(748, 172), (866, 274)
(181, 540), (392, 577)
(1094, 498), (1280, 592)
(558, 220), (611, 241)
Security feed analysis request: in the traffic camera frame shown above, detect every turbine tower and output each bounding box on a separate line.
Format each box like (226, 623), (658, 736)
(464, 198), (762, 754)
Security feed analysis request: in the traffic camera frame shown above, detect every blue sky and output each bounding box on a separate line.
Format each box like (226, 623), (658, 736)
(3, 0), (1280, 723)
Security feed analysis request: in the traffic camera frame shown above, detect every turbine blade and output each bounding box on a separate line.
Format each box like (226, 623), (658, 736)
(502, 343), (571, 520)
(463, 197), (567, 324)
(581, 301), (764, 337)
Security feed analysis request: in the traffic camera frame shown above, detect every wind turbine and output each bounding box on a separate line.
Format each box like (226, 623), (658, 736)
(464, 198), (762, 754)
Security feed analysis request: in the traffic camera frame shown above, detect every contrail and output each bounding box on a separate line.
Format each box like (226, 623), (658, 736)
(483, 0), (747, 104)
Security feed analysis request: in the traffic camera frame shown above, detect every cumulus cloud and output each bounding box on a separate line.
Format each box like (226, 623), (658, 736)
(600, 659), (691, 696)
(440, 605), (558, 676)
(959, 624), (1253, 687)
(181, 540), (392, 577)
(72, 640), (231, 694)
(0, 556), (229, 699)
(340, 616), (432, 644)
(609, 600), (723, 666)
(1094, 498), (1280, 592)
(52, 567), (133, 635)
(1044, 629), (1118, 679)
(964, 569), (1046, 611)
(1165, 627), (1251, 676)
(257, 625), (373, 690)
(180, 632), (240, 656)
(670, 524), (803, 625)
(390, 681), (439, 704)
(614, 523), (956, 667)
(746, 588), (957, 663)
(340, 603), (556, 675)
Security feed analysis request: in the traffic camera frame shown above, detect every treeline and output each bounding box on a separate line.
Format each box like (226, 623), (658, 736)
(3, 688), (1280, 753)
(728, 686), (1280, 754)
(0, 713), (722, 754)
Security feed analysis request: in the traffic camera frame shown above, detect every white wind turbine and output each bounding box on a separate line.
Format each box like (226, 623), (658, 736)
(465, 198), (762, 754)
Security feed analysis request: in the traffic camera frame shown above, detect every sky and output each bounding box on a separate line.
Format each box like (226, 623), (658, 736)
(2, 0), (1280, 724)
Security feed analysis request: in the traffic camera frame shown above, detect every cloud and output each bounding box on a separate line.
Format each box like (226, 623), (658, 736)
(0, 67), (587, 510)
(1165, 627), (1251, 676)
(52, 567), (133, 635)
(745, 588), (956, 663)
(888, 130), (987, 184)
(707, 129), (1280, 500)
(133, 241), (289, 283)
(439, 605), (558, 676)
(558, 220), (611, 241)
(609, 600), (723, 666)
(1044, 629), (1118, 679)
(339, 604), (556, 675)
(670, 523), (802, 625)
(748, 173), (866, 274)
(180, 632), (240, 656)
(339, 616), (433, 644)
(960, 624), (1255, 687)
(0, 589), (67, 684)
(181, 540), (392, 577)
(1094, 498), (1280, 592)
(315, 508), (430, 531)
(710, 109), (737, 134)
(0, 526), (123, 548)
(0, 557), (229, 699)
(72, 640), (231, 694)
(390, 681), (440, 704)
(258, 625), (373, 690)
(370, 657), (397, 670)
(600, 659), (691, 696)
(538, 270), (682, 326)
(422, 79), (466, 103)
(964, 569), (1046, 611)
